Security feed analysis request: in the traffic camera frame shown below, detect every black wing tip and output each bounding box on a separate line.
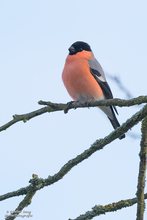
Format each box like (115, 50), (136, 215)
(113, 106), (119, 115)
(108, 116), (126, 140)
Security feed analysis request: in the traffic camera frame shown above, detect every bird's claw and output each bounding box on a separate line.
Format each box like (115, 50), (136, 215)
(84, 101), (91, 108)
(64, 101), (76, 113)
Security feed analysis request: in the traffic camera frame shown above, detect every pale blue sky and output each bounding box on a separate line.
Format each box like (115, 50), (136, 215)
(0, 0), (147, 219)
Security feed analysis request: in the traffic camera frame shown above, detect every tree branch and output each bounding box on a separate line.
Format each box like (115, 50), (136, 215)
(0, 96), (147, 132)
(0, 186), (30, 202)
(1, 104), (147, 204)
(4, 174), (44, 220)
(136, 116), (147, 220)
(39, 95), (147, 108)
(5, 187), (36, 220)
(69, 193), (147, 220)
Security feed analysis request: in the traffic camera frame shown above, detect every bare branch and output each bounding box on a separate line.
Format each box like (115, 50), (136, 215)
(5, 187), (36, 220)
(1, 104), (147, 205)
(69, 193), (147, 220)
(39, 96), (147, 108)
(4, 174), (44, 220)
(0, 96), (147, 132)
(0, 186), (30, 202)
(136, 116), (147, 220)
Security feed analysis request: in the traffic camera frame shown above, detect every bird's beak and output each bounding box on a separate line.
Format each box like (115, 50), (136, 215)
(68, 46), (76, 55)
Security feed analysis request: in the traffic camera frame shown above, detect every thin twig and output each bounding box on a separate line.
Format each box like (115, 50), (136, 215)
(106, 73), (133, 98)
(69, 193), (147, 220)
(0, 96), (147, 132)
(136, 116), (147, 220)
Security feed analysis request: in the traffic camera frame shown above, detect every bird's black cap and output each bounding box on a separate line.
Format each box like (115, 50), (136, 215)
(68, 41), (92, 55)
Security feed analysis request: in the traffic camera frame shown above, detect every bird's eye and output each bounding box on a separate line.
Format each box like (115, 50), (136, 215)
(79, 48), (83, 51)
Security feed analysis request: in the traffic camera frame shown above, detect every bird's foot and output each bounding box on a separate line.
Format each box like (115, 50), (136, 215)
(84, 100), (92, 108)
(64, 101), (76, 113)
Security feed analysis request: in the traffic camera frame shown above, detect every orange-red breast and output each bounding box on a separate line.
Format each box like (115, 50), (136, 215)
(62, 41), (125, 139)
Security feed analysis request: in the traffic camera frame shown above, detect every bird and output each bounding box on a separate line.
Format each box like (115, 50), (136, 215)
(62, 41), (125, 139)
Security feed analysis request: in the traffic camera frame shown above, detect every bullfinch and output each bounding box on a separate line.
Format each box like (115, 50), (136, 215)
(62, 41), (125, 140)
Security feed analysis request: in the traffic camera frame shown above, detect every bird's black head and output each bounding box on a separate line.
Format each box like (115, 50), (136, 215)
(68, 41), (92, 55)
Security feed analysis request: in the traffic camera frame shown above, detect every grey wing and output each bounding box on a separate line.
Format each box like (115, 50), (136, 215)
(89, 58), (106, 82)
(89, 57), (118, 115)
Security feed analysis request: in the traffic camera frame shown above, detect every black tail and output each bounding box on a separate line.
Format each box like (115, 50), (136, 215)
(108, 108), (125, 140)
